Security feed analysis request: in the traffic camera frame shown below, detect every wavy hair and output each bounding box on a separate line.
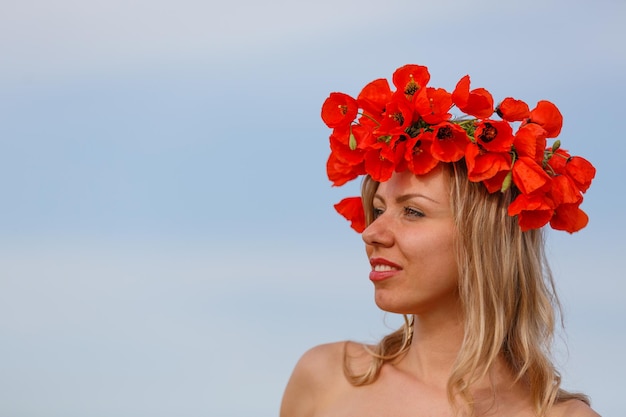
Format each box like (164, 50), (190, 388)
(344, 162), (589, 416)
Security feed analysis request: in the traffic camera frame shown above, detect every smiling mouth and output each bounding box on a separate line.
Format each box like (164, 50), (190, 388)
(373, 264), (399, 272)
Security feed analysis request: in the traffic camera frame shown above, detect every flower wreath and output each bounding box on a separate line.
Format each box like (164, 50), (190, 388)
(321, 64), (595, 234)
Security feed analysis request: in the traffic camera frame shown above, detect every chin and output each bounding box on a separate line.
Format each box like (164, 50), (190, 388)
(374, 297), (414, 315)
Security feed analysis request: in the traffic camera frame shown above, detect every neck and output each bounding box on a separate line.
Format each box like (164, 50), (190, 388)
(397, 311), (465, 386)
(397, 313), (522, 402)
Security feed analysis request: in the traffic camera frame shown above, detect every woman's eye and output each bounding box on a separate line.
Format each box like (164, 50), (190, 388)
(404, 207), (424, 218)
(372, 207), (384, 219)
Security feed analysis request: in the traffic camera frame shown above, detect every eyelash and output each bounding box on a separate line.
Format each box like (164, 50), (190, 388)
(372, 206), (424, 220)
(403, 206), (424, 218)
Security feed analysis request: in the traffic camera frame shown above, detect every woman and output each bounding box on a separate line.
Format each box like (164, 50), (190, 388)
(280, 65), (599, 417)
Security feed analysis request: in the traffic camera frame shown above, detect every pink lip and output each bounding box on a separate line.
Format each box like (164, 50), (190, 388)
(368, 257), (402, 282)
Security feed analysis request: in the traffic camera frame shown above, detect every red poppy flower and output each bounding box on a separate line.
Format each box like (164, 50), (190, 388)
(474, 120), (515, 153)
(327, 127), (366, 181)
(513, 123), (547, 162)
(334, 197), (366, 233)
(430, 122), (468, 162)
(376, 97), (415, 137)
(393, 140), (409, 173)
(496, 97), (530, 122)
(357, 78), (392, 124)
(392, 64), (430, 100)
(329, 124), (369, 163)
(358, 133), (400, 183)
(565, 156), (596, 193)
(326, 151), (364, 186)
(451, 75), (494, 119)
(546, 148), (570, 174)
(508, 193), (555, 231)
(512, 156), (552, 195)
(405, 131), (439, 175)
(546, 152), (595, 193)
(550, 204), (588, 233)
(550, 175), (582, 205)
(483, 171), (513, 194)
(364, 147), (396, 182)
(528, 100), (563, 138)
(358, 127), (399, 156)
(321, 92), (358, 128)
(414, 87), (453, 124)
(465, 142), (512, 187)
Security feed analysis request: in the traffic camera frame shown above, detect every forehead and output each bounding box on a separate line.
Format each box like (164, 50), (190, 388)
(376, 167), (451, 202)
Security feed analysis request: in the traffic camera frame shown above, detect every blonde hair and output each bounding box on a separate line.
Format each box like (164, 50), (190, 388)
(345, 162), (589, 416)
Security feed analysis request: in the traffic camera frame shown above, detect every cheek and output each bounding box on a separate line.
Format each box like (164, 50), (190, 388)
(407, 232), (456, 270)
(436, 236), (457, 269)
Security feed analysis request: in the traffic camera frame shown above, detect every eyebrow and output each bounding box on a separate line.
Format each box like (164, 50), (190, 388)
(374, 193), (441, 205)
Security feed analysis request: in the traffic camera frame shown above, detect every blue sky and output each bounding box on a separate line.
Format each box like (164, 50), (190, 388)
(1, 0), (624, 416)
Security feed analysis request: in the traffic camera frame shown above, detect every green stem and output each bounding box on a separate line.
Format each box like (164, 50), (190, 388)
(358, 111), (381, 127)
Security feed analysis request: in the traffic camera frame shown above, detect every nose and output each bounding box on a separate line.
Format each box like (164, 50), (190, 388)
(362, 214), (393, 248)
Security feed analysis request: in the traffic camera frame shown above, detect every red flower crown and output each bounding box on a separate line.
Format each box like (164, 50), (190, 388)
(322, 64), (595, 233)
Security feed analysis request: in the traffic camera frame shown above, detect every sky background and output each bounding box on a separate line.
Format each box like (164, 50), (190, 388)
(0, 0), (624, 416)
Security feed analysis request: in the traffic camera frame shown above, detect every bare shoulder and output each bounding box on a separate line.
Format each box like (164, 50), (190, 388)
(550, 399), (602, 417)
(293, 342), (346, 382)
(279, 341), (353, 417)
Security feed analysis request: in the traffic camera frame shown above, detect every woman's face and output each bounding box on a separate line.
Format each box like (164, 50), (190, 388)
(362, 166), (459, 316)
